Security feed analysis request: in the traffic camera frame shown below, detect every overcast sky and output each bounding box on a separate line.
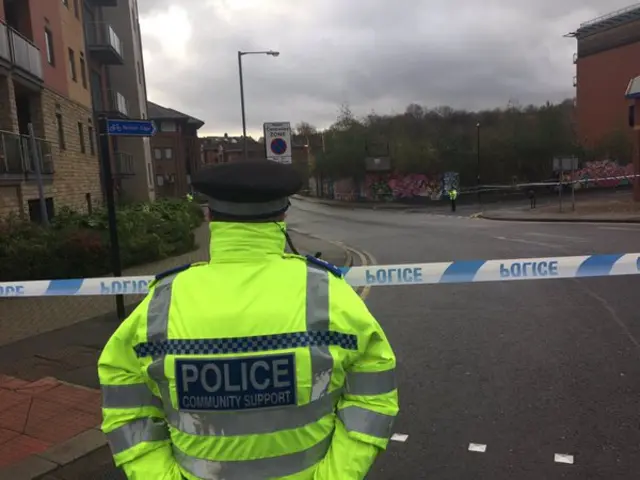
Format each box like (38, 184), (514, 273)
(138, 0), (634, 137)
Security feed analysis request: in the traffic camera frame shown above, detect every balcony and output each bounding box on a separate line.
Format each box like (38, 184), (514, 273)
(114, 151), (134, 177)
(89, 0), (118, 6)
(86, 22), (123, 65)
(93, 89), (129, 118)
(0, 130), (53, 184)
(0, 22), (11, 69)
(9, 28), (43, 84)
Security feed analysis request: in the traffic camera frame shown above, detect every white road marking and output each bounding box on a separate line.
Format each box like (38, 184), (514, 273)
(554, 453), (574, 464)
(391, 433), (409, 442)
(494, 236), (561, 249)
(524, 232), (587, 242)
(598, 226), (640, 232)
(468, 443), (487, 452)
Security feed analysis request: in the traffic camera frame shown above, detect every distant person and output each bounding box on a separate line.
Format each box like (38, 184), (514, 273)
(527, 189), (536, 209)
(449, 188), (458, 212)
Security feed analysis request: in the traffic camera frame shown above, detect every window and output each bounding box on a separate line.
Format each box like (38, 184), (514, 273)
(77, 122), (85, 153)
(62, 0), (68, 6)
(68, 48), (76, 81)
(44, 28), (54, 65)
(79, 53), (87, 88)
(164, 148), (173, 159)
(153, 148), (162, 160)
(73, 0), (79, 17)
(160, 121), (176, 132)
(88, 124), (95, 154)
(56, 113), (65, 149)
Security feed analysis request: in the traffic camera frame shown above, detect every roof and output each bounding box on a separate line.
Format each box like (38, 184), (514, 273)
(147, 101), (205, 129)
(569, 3), (640, 38)
(201, 136), (261, 151)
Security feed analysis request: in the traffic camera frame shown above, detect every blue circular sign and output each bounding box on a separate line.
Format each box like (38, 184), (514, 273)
(270, 138), (287, 155)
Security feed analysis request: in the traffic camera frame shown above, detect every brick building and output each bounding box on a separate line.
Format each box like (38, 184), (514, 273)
(147, 101), (204, 198)
(0, 0), (102, 220)
(569, 4), (640, 148)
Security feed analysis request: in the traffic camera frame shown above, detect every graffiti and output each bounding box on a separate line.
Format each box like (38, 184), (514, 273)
(571, 160), (635, 189)
(364, 172), (459, 201)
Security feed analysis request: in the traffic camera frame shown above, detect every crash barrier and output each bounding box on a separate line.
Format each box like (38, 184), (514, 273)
(0, 253), (638, 297)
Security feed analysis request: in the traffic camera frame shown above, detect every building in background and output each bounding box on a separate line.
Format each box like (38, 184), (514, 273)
(0, 0), (102, 220)
(569, 4), (640, 150)
(83, 0), (154, 203)
(200, 135), (265, 165)
(147, 101), (203, 198)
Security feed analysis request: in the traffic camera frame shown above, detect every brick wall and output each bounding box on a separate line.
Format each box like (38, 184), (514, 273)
(21, 88), (103, 214)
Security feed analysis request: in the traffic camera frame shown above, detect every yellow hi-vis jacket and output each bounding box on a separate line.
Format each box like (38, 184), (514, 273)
(98, 221), (399, 479)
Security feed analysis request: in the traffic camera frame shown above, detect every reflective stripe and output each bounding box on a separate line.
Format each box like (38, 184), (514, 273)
(306, 265), (333, 401)
(345, 369), (396, 396)
(338, 406), (395, 439)
(105, 417), (169, 454)
(208, 197), (289, 217)
(174, 432), (332, 480)
(101, 383), (163, 409)
(166, 389), (341, 436)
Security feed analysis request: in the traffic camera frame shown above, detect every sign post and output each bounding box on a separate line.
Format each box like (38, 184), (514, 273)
(263, 122), (292, 163)
(625, 76), (640, 202)
(99, 117), (156, 320)
(553, 156), (578, 212)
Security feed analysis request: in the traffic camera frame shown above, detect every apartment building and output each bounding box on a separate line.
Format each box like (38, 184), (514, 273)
(147, 101), (204, 198)
(83, 0), (155, 203)
(0, 0), (102, 220)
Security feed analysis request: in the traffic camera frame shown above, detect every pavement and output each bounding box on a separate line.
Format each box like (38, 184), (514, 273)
(0, 226), (351, 479)
(287, 197), (640, 479)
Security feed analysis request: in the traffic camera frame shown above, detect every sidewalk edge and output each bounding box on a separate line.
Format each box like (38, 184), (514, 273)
(479, 212), (640, 224)
(288, 228), (354, 267)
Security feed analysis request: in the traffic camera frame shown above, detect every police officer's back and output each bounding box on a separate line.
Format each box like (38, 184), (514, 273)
(98, 160), (399, 479)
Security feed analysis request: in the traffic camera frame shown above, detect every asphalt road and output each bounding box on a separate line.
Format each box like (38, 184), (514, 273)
(287, 198), (640, 480)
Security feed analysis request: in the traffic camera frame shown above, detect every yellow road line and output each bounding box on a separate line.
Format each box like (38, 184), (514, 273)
(345, 246), (376, 301)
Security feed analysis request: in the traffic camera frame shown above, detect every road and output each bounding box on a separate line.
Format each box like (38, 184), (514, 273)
(287, 198), (640, 480)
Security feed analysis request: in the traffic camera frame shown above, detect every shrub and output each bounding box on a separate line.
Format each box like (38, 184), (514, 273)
(0, 198), (203, 281)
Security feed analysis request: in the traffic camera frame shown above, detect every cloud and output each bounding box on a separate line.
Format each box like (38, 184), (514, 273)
(137, 0), (631, 136)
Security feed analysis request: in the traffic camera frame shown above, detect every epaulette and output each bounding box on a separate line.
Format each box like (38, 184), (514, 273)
(305, 254), (343, 277)
(154, 261), (208, 283)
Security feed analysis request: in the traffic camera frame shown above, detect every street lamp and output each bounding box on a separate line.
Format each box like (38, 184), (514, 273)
(237, 50), (280, 160)
(476, 122), (481, 204)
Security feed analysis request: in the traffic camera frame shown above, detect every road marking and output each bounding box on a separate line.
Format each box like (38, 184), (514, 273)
(525, 232), (587, 242)
(494, 236), (562, 249)
(468, 443), (487, 453)
(554, 454), (574, 464)
(391, 433), (409, 442)
(599, 226), (640, 232)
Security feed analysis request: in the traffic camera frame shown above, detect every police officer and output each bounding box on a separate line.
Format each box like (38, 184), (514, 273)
(98, 160), (399, 479)
(449, 188), (458, 212)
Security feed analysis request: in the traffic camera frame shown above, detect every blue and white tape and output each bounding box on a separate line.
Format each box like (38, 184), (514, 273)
(0, 253), (638, 297)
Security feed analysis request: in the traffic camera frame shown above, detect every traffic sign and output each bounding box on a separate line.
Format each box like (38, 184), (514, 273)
(263, 122), (291, 163)
(107, 119), (157, 136)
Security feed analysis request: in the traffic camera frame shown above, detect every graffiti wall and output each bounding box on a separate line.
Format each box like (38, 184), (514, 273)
(571, 160), (635, 189)
(364, 172), (459, 201)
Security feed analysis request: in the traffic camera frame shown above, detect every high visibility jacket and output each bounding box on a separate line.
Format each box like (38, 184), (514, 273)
(449, 189), (457, 200)
(98, 221), (399, 479)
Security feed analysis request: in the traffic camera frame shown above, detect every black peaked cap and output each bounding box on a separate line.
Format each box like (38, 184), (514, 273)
(191, 160), (302, 203)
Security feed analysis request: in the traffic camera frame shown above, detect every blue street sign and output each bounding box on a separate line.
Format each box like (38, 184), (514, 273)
(106, 119), (157, 136)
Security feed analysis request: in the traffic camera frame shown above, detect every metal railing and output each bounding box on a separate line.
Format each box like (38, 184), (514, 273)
(580, 4), (640, 28)
(0, 130), (53, 176)
(105, 90), (129, 116)
(9, 28), (43, 79)
(85, 22), (123, 58)
(0, 21), (10, 63)
(114, 152), (134, 176)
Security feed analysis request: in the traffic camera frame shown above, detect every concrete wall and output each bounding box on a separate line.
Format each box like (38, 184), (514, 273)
(102, 0), (154, 202)
(576, 41), (640, 147)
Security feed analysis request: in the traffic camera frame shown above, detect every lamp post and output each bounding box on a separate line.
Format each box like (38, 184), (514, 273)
(237, 50), (280, 160)
(476, 122), (481, 204)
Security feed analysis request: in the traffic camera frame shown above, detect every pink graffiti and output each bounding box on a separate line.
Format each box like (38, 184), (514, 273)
(572, 160), (634, 188)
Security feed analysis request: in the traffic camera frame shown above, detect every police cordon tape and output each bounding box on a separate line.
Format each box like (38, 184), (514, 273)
(1, 253), (639, 297)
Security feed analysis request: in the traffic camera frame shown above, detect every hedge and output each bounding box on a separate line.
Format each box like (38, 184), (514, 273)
(0, 199), (205, 281)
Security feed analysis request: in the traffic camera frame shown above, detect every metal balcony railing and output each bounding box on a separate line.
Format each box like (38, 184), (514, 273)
(9, 28), (43, 80)
(0, 22), (10, 63)
(114, 151), (134, 176)
(86, 22), (123, 64)
(0, 130), (53, 177)
(105, 90), (129, 116)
